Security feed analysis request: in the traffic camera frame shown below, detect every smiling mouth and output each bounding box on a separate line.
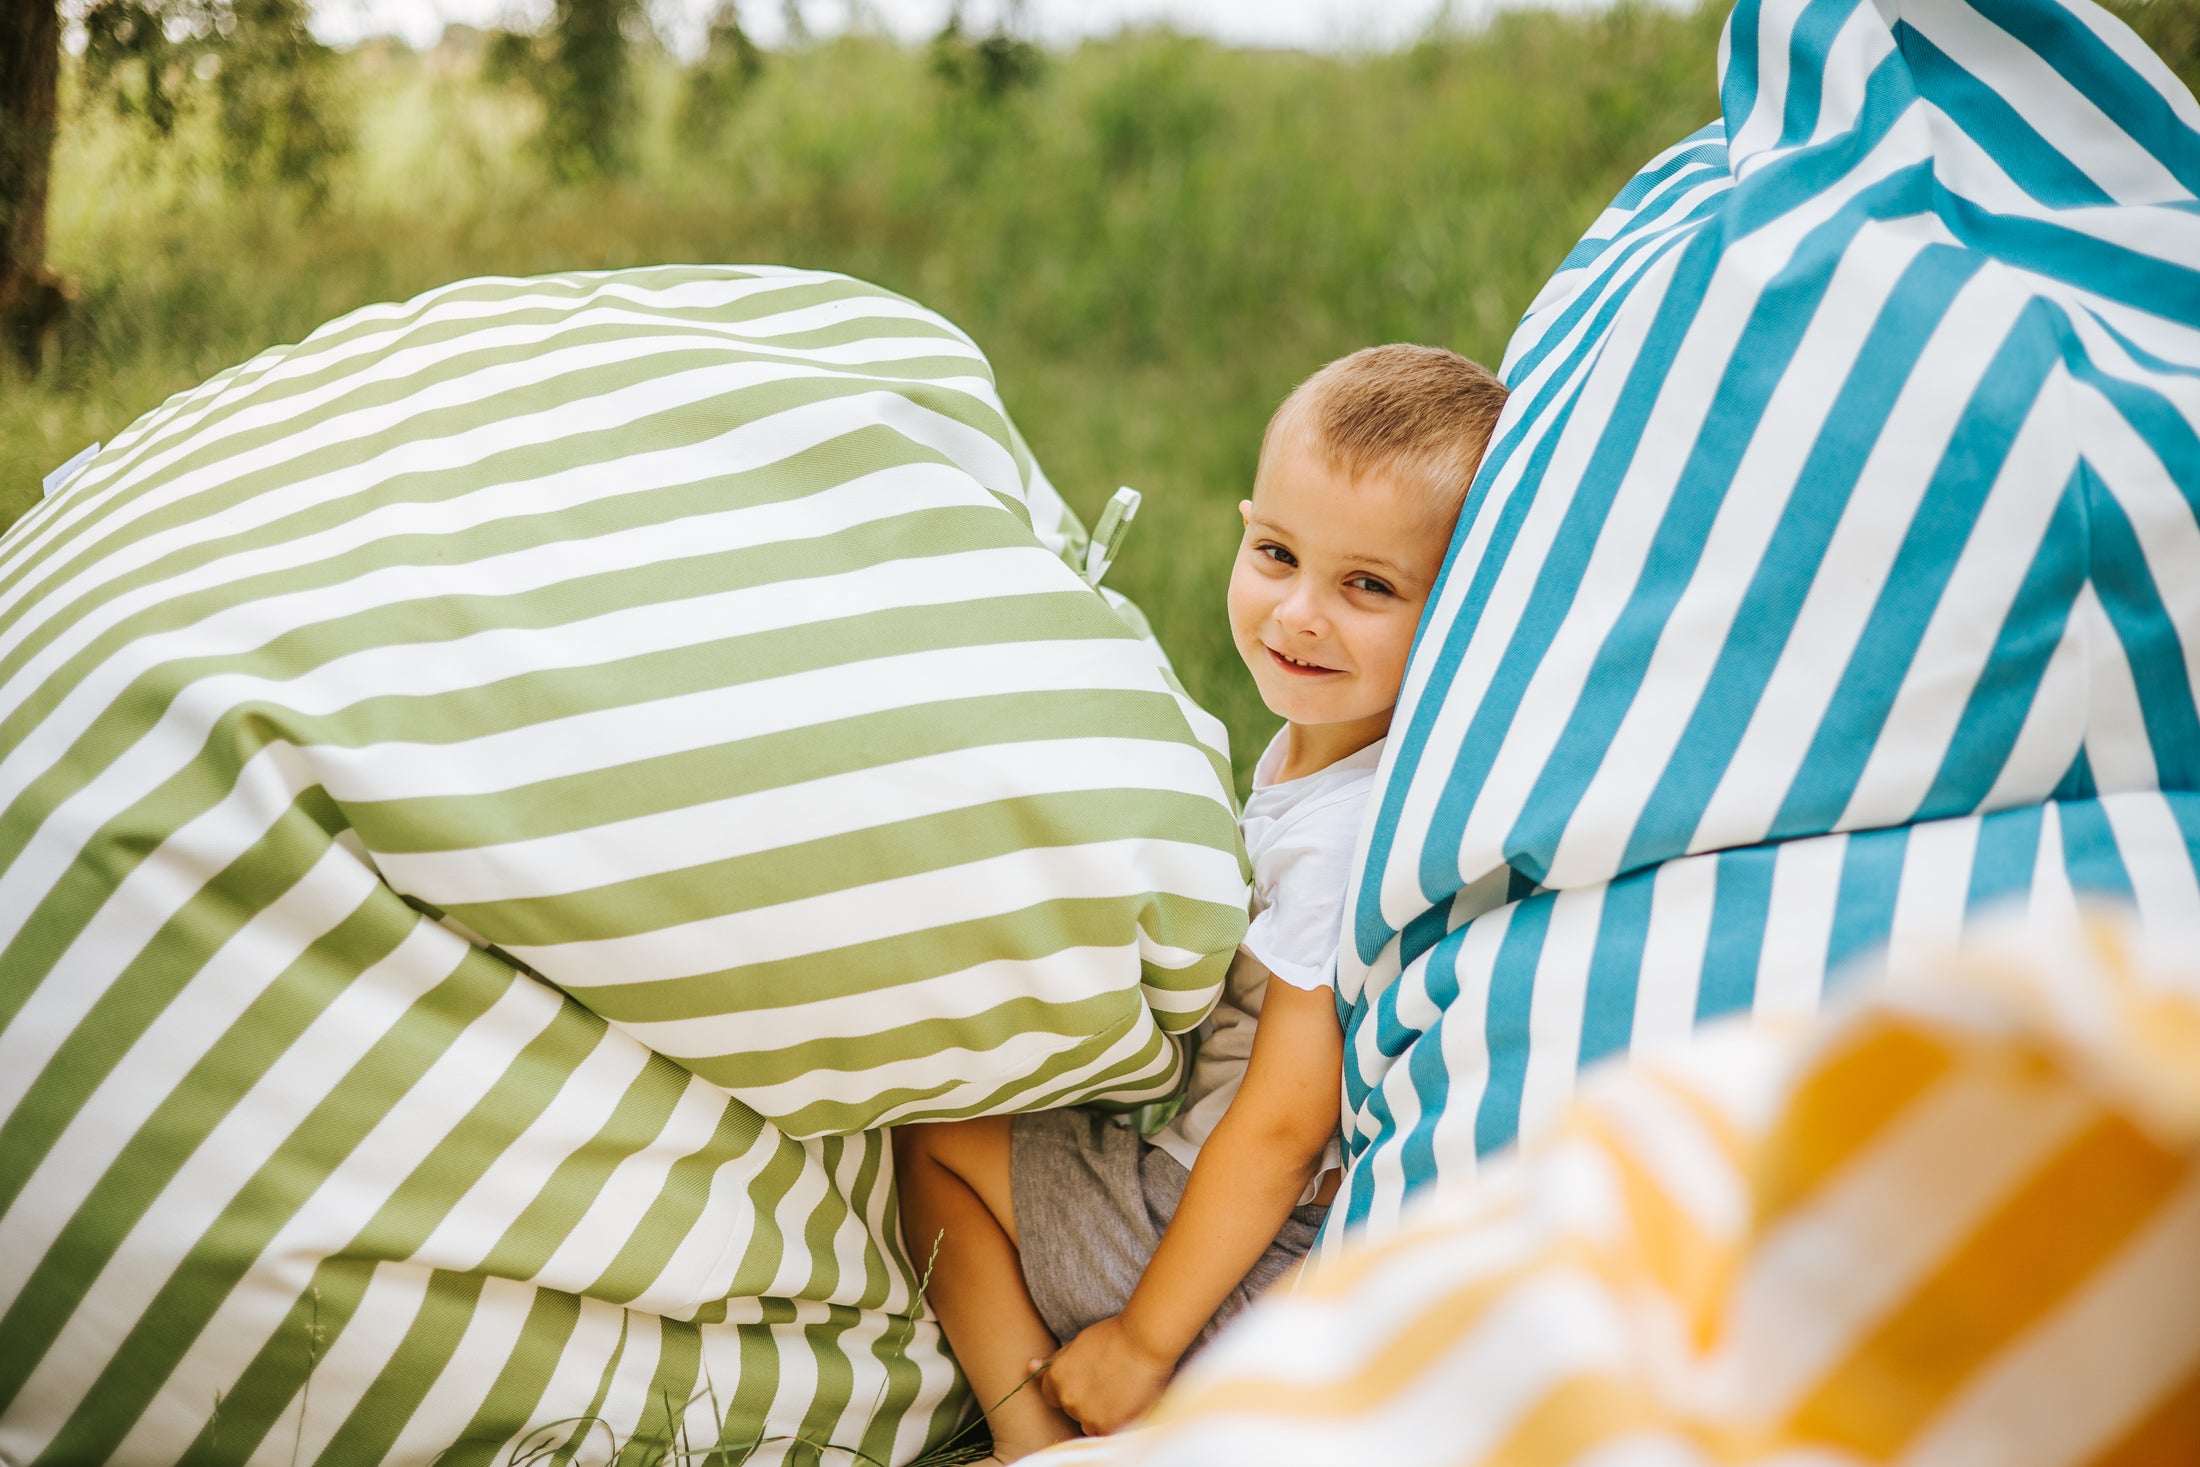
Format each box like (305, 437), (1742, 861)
(1267, 646), (1342, 675)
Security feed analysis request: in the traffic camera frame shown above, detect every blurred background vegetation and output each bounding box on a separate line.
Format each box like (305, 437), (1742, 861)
(3, 0), (2195, 775)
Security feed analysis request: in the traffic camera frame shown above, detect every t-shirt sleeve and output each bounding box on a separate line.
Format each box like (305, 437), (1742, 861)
(1239, 790), (1371, 992)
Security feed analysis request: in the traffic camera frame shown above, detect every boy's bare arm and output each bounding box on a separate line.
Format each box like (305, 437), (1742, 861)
(1037, 955), (1344, 1433)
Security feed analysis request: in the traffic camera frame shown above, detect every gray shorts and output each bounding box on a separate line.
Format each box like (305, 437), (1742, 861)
(1010, 1108), (1328, 1352)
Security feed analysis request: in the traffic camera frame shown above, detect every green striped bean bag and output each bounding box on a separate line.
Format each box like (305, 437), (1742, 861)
(0, 266), (1247, 1464)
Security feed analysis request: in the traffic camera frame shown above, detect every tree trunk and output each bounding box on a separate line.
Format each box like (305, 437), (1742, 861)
(1, 0), (69, 371)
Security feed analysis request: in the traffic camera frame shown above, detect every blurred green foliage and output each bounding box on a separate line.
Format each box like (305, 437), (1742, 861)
(680, 2), (766, 137)
(2107, 0), (2200, 85)
(536, 0), (648, 176)
(929, 3), (1044, 103)
(41, 0), (2149, 779)
(72, 0), (346, 195)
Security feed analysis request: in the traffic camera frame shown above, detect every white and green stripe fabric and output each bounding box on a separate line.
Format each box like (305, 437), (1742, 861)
(1332, 0), (2200, 1243)
(0, 266), (1247, 1463)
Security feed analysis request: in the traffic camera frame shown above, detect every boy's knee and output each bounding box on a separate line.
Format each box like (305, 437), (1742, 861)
(895, 1117), (1012, 1191)
(891, 1124), (935, 1177)
(897, 1117), (985, 1178)
(899, 1117), (1018, 1245)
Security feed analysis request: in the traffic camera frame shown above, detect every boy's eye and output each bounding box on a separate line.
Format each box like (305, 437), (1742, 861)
(1349, 575), (1396, 596)
(1256, 542), (1297, 567)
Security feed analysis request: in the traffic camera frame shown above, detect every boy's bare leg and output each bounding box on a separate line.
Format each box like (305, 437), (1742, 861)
(893, 1118), (1080, 1461)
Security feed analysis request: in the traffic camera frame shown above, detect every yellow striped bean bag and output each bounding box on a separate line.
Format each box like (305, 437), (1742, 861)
(1037, 910), (2200, 1466)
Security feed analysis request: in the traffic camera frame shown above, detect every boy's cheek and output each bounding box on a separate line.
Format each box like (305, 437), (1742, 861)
(1363, 629), (1417, 700)
(1227, 618), (1274, 685)
(1229, 625), (1266, 678)
(1223, 571), (1262, 640)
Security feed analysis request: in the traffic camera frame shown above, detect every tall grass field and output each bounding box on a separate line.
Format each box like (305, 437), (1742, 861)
(13, 0), (2190, 775)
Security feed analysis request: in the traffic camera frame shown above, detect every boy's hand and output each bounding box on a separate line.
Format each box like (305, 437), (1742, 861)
(1029, 972), (1342, 1438)
(1032, 1315), (1176, 1435)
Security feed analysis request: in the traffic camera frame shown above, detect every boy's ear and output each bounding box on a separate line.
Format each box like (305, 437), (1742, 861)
(1238, 499), (1253, 527)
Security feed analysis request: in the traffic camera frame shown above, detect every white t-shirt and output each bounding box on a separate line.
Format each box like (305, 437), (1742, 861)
(1149, 731), (1384, 1193)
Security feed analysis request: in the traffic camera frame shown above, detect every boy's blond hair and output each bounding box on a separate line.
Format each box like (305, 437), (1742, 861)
(1263, 345), (1509, 522)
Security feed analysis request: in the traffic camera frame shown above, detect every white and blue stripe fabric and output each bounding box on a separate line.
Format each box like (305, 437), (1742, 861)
(1331, 0), (2200, 1241)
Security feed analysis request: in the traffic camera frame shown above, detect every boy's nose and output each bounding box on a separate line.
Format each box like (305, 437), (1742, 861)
(1273, 581), (1329, 636)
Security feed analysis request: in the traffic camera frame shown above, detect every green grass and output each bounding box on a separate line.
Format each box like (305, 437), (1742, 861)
(3, 5), (1731, 780)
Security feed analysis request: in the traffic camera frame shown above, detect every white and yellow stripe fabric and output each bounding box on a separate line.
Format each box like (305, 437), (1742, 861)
(1036, 910), (2200, 1467)
(0, 266), (1247, 1463)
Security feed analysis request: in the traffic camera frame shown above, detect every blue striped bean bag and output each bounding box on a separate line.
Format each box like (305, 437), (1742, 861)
(1331, 0), (2200, 1240)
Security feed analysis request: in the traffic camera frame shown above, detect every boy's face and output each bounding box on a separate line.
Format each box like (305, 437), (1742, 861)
(1227, 439), (1451, 749)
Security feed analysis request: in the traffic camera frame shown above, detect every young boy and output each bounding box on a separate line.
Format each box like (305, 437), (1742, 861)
(893, 345), (1509, 1459)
